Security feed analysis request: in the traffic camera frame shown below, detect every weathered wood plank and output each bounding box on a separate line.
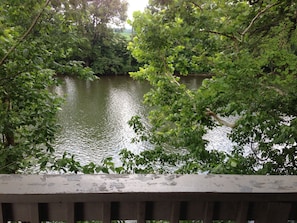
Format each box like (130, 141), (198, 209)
(0, 174), (297, 194)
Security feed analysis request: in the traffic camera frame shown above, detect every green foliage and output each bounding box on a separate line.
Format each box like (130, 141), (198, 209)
(0, 0), (138, 174)
(60, 0), (138, 75)
(0, 0), (95, 173)
(2, 0), (296, 176)
(88, 33), (138, 75)
(122, 0), (297, 174)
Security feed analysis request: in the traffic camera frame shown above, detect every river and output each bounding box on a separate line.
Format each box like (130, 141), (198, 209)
(53, 75), (233, 165)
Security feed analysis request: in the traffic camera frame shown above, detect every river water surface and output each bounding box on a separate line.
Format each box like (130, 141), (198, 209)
(53, 75), (233, 165)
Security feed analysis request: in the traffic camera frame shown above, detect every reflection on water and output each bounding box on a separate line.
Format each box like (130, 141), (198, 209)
(54, 75), (234, 165)
(54, 76), (151, 165)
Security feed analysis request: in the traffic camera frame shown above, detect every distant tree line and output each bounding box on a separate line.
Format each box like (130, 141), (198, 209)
(53, 0), (139, 76)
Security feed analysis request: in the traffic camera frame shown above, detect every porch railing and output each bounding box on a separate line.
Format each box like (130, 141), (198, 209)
(0, 174), (297, 223)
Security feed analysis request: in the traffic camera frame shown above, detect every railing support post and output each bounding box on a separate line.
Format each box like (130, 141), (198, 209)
(170, 201), (180, 223)
(0, 203), (3, 223)
(29, 203), (39, 223)
(255, 202), (291, 223)
(137, 202), (146, 223)
(236, 202), (249, 223)
(203, 202), (214, 223)
(66, 203), (75, 223)
(103, 202), (111, 223)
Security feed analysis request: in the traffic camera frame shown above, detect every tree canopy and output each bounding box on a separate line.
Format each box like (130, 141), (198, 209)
(58, 0), (138, 75)
(123, 0), (297, 174)
(0, 0), (129, 173)
(2, 0), (297, 175)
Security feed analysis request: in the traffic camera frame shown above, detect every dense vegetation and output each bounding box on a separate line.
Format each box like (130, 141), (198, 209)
(0, 0), (130, 173)
(118, 0), (297, 175)
(1, 0), (297, 175)
(62, 1), (138, 75)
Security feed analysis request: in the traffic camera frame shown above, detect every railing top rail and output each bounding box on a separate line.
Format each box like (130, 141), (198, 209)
(0, 174), (297, 195)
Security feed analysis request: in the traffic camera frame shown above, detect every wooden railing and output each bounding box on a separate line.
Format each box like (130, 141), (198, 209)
(0, 174), (297, 223)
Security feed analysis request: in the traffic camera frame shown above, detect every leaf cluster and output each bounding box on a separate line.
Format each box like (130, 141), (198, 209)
(0, 0), (97, 173)
(125, 0), (297, 174)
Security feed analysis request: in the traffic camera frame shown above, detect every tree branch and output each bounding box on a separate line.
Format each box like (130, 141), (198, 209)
(201, 29), (241, 42)
(164, 71), (236, 128)
(206, 108), (236, 128)
(265, 85), (285, 96)
(190, 1), (203, 11)
(0, 0), (51, 67)
(241, 2), (280, 38)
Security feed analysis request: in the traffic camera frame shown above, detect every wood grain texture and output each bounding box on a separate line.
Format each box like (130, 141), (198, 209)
(0, 174), (297, 194)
